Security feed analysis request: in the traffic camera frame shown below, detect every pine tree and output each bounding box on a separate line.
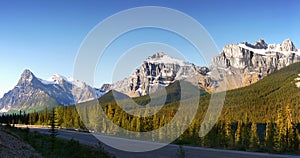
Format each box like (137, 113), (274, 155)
(235, 121), (243, 149)
(249, 123), (260, 151)
(44, 107), (49, 125)
(265, 120), (274, 152)
(242, 115), (250, 149)
(224, 119), (234, 148)
(285, 104), (298, 151)
(49, 108), (58, 152)
(274, 107), (286, 152)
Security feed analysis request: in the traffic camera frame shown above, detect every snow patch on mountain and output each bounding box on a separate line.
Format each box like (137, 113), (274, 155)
(238, 43), (267, 55)
(146, 52), (190, 66)
(39, 74), (87, 89)
(238, 43), (299, 56)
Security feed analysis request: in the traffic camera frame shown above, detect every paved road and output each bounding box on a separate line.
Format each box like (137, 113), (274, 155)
(30, 128), (299, 158)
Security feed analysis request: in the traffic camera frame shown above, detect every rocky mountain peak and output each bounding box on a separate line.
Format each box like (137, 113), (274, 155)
(211, 38), (300, 90)
(145, 52), (189, 66)
(17, 69), (36, 86)
(104, 52), (211, 97)
(148, 52), (166, 59)
(254, 39), (268, 49)
(281, 38), (297, 51)
(20, 69), (34, 79)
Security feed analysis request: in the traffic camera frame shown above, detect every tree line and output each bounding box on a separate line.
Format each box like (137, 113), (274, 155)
(0, 101), (299, 154)
(0, 105), (85, 129)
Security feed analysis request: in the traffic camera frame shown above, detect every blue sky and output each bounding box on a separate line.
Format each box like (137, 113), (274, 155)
(0, 0), (300, 97)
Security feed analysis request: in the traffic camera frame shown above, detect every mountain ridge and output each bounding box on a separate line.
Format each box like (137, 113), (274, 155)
(211, 38), (300, 90)
(0, 69), (104, 113)
(101, 38), (299, 97)
(1, 38), (298, 113)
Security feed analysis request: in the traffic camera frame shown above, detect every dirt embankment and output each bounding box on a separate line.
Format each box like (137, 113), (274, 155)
(0, 127), (42, 158)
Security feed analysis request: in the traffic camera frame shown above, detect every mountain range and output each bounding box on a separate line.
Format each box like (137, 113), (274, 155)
(0, 38), (298, 113)
(0, 70), (104, 113)
(212, 38), (300, 89)
(102, 39), (299, 97)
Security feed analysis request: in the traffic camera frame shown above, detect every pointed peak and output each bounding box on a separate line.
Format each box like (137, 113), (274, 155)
(282, 38), (296, 51)
(282, 38), (294, 46)
(22, 69), (33, 75)
(257, 38), (266, 44)
(17, 69), (36, 85)
(20, 69), (35, 79)
(283, 38), (292, 42)
(254, 39), (268, 49)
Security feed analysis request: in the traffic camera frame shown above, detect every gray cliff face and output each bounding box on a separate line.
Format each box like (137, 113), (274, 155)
(211, 39), (300, 89)
(107, 53), (211, 97)
(0, 70), (103, 112)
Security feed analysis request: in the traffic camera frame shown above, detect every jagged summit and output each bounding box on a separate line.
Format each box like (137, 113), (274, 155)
(147, 52), (166, 59)
(212, 38), (300, 90)
(17, 69), (37, 86)
(145, 52), (189, 66)
(106, 52), (210, 97)
(240, 38), (298, 52)
(21, 69), (33, 76)
(281, 38), (297, 52)
(241, 39), (268, 49)
(254, 39), (268, 49)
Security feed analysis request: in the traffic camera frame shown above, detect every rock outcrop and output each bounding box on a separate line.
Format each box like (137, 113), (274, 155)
(211, 39), (300, 90)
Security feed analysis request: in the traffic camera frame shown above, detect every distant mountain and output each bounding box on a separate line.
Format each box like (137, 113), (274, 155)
(94, 57), (300, 125)
(0, 70), (104, 113)
(101, 52), (212, 97)
(211, 39), (300, 90)
(2, 39), (298, 113)
(102, 39), (299, 97)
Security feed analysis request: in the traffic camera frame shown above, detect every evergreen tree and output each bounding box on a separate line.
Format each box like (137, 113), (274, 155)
(224, 119), (234, 148)
(235, 121), (243, 149)
(242, 115), (250, 149)
(49, 108), (58, 152)
(249, 123), (260, 151)
(265, 120), (274, 152)
(286, 104), (298, 151)
(274, 107), (286, 152)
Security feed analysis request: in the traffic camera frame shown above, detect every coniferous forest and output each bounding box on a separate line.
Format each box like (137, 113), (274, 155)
(1, 62), (300, 154)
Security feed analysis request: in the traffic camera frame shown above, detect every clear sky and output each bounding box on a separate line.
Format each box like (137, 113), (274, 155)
(0, 0), (300, 97)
